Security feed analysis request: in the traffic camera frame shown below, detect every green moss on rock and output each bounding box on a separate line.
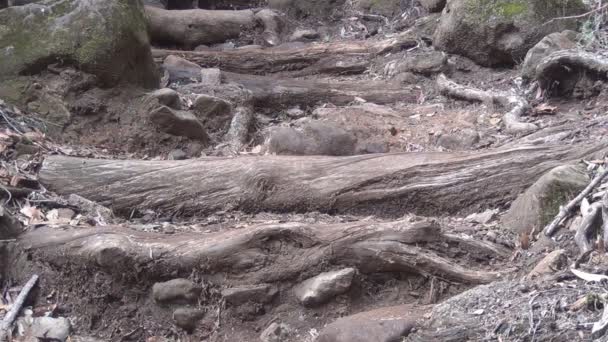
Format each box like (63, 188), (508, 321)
(0, 0), (157, 88)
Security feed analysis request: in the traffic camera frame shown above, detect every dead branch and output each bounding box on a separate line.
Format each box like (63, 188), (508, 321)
(0, 274), (39, 342)
(437, 74), (538, 134)
(542, 3), (608, 26)
(574, 202), (602, 254)
(37, 143), (608, 217)
(544, 167), (608, 237)
(19, 219), (503, 284)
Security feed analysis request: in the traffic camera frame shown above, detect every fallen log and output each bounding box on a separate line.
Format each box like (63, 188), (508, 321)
(146, 6), (257, 48)
(151, 32), (417, 74)
(39, 142), (608, 217)
(19, 219), (503, 284)
(222, 72), (419, 108)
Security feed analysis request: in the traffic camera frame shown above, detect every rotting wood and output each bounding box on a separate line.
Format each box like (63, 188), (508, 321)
(151, 31), (417, 74)
(437, 74), (537, 134)
(19, 219), (503, 284)
(0, 274), (38, 342)
(38, 142), (608, 218)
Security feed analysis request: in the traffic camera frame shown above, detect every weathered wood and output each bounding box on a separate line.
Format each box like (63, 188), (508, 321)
(535, 50), (608, 93)
(151, 32), (417, 74)
(39, 142), (608, 217)
(146, 6), (256, 48)
(180, 71), (419, 109)
(19, 219), (503, 284)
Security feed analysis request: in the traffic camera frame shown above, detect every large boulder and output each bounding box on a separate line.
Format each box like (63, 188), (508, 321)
(502, 164), (589, 235)
(0, 0), (158, 87)
(521, 30), (578, 79)
(433, 0), (587, 66)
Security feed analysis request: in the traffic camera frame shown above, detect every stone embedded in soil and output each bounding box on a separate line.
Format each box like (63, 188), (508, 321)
(173, 307), (204, 332)
(466, 209), (499, 224)
(200, 68), (222, 86)
(260, 322), (292, 342)
(316, 305), (420, 342)
(502, 164), (590, 235)
(163, 55), (203, 82)
(168, 149), (188, 160)
(28, 317), (71, 342)
(526, 249), (568, 280)
(150, 88), (182, 109)
(436, 128), (480, 150)
(149, 106), (210, 141)
(389, 50), (448, 76)
(67, 194), (113, 223)
(222, 284), (278, 306)
(289, 29), (320, 42)
(192, 94), (233, 131)
(293, 268), (355, 307)
(153, 278), (202, 305)
(267, 122), (358, 156)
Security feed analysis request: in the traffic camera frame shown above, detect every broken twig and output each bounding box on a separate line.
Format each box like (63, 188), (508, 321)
(544, 168), (608, 237)
(0, 274), (39, 342)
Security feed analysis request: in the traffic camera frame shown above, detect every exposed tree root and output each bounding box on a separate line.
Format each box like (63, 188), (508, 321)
(535, 50), (608, 94)
(574, 202), (602, 254)
(146, 6), (256, 48)
(18, 219), (505, 284)
(38, 142), (608, 217)
(437, 74), (538, 134)
(151, 31), (417, 74)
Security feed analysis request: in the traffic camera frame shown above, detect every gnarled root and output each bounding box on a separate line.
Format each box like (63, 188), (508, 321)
(534, 50), (608, 96)
(437, 74), (538, 134)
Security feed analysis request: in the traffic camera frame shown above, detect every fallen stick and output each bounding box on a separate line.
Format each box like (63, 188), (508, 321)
(437, 74), (537, 134)
(0, 274), (39, 342)
(544, 168), (608, 237)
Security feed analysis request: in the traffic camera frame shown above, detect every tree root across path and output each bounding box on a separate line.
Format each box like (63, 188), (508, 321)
(437, 74), (538, 134)
(151, 31), (418, 74)
(534, 50), (608, 95)
(18, 219), (506, 284)
(38, 142), (608, 217)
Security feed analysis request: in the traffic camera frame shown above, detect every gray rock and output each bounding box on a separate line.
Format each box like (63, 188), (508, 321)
(168, 149), (188, 160)
(390, 50), (448, 76)
(267, 122), (358, 156)
(436, 129), (479, 150)
(316, 305), (419, 342)
(419, 0), (446, 12)
(0, 0), (157, 87)
(29, 317), (71, 342)
(163, 55), (202, 82)
(433, 0), (586, 66)
(359, 142), (389, 154)
(502, 164), (590, 235)
(466, 209), (499, 224)
(260, 322), (292, 342)
(289, 29), (320, 42)
(256, 9), (285, 47)
(521, 30), (578, 79)
(67, 194), (113, 223)
(152, 278), (201, 305)
(394, 72), (421, 85)
(222, 284), (278, 306)
(192, 94), (233, 131)
(200, 68), (222, 86)
(151, 88), (181, 109)
(173, 307), (204, 332)
(294, 268), (355, 307)
(285, 107), (305, 118)
(149, 106), (209, 141)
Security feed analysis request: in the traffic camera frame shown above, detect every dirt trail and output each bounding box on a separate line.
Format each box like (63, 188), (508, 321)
(2, 1), (608, 341)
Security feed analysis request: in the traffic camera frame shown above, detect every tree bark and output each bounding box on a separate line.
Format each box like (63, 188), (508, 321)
(151, 32), (417, 74)
(146, 6), (257, 48)
(19, 219), (505, 284)
(39, 142), (608, 217)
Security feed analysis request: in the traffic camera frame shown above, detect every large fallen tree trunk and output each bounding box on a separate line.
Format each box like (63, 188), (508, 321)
(146, 6), (257, 48)
(19, 219), (505, 284)
(151, 32), (417, 74)
(39, 142), (608, 217)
